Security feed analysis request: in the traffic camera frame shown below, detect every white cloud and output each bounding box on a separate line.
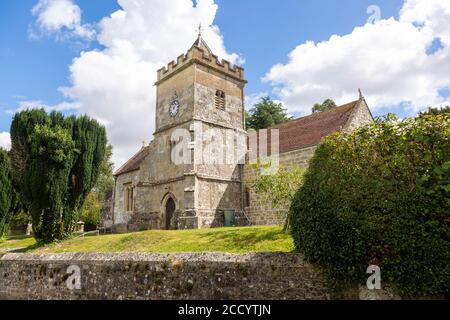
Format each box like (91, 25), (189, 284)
(59, 0), (242, 167)
(245, 92), (284, 112)
(400, 0), (450, 44)
(0, 132), (11, 151)
(17, 100), (81, 112)
(245, 92), (269, 110)
(264, 0), (450, 116)
(31, 0), (95, 40)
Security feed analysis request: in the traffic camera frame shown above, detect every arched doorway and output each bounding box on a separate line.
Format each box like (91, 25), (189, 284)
(165, 197), (176, 230)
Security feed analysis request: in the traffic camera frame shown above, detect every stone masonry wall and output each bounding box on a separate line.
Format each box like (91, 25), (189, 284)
(0, 252), (329, 300)
(244, 146), (316, 226)
(343, 98), (373, 133)
(113, 170), (140, 227)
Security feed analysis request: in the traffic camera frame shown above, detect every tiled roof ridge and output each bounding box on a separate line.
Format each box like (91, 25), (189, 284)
(270, 100), (359, 130)
(114, 145), (150, 176)
(262, 99), (360, 154)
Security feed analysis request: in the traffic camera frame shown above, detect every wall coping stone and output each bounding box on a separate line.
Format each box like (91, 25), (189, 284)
(1, 252), (307, 264)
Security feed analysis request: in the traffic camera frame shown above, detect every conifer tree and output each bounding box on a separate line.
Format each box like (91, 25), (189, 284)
(10, 109), (107, 243)
(0, 148), (13, 236)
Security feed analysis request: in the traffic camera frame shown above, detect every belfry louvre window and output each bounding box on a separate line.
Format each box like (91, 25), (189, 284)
(124, 185), (134, 212)
(215, 90), (225, 110)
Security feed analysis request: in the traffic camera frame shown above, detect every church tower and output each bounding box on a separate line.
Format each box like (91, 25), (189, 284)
(140, 31), (247, 229)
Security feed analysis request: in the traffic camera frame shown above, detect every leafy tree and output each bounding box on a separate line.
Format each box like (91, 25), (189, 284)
(246, 97), (291, 130)
(77, 142), (114, 231)
(80, 192), (103, 230)
(79, 144), (114, 230)
(312, 98), (337, 113)
(0, 148), (13, 236)
(419, 106), (450, 116)
(244, 110), (252, 130)
(252, 165), (304, 230)
(9, 211), (32, 228)
(94, 144), (114, 201)
(10, 109), (107, 243)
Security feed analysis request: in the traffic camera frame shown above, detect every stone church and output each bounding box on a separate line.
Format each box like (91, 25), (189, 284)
(111, 34), (374, 232)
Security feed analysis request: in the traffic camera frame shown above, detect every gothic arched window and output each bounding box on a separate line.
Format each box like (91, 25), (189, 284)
(124, 185), (134, 212)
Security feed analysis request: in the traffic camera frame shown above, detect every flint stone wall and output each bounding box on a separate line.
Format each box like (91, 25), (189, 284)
(244, 146), (316, 226)
(0, 252), (329, 300)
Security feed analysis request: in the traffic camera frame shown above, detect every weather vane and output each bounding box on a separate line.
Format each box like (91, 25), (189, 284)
(197, 23), (203, 38)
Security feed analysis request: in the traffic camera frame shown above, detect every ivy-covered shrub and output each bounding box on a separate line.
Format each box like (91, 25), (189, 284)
(290, 114), (450, 297)
(252, 164), (305, 229)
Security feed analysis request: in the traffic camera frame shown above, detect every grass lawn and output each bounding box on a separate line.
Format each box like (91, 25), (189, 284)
(0, 235), (36, 254)
(0, 226), (294, 254)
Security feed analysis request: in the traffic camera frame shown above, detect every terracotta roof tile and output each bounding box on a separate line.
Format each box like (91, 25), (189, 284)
(114, 146), (150, 176)
(267, 100), (358, 154)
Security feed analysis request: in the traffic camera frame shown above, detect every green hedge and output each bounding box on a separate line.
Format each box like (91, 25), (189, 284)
(290, 114), (450, 297)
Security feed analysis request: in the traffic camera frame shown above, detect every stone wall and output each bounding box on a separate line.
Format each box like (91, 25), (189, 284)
(0, 252), (329, 300)
(155, 65), (195, 133)
(194, 80), (244, 131)
(113, 169), (140, 228)
(244, 146), (316, 226)
(196, 179), (245, 228)
(343, 97), (373, 133)
(99, 190), (113, 226)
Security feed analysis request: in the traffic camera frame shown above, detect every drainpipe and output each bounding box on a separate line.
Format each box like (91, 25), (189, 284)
(240, 84), (249, 224)
(240, 163), (245, 213)
(111, 175), (117, 225)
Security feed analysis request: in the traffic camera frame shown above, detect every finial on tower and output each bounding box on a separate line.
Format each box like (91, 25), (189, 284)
(197, 23), (203, 39)
(191, 23), (212, 54)
(358, 88), (364, 99)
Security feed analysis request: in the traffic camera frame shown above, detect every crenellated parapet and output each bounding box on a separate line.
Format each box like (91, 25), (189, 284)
(156, 43), (245, 84)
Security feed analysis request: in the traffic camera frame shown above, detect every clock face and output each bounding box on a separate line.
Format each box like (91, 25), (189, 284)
(169, 99), (180, 117)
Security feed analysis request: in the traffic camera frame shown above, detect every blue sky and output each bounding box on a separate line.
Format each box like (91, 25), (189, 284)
(214, 0), (404, 97)
(0, 0), (449, 165)
(0, 0), (403, 123)
(0, 1), (119, 129)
